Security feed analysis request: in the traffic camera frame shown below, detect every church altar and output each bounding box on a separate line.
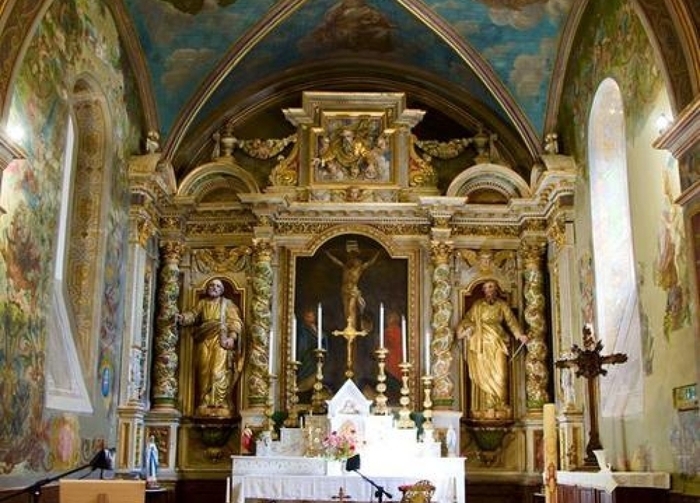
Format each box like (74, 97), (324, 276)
(229, 456), (465, 503)
(230, 380), (465, 503)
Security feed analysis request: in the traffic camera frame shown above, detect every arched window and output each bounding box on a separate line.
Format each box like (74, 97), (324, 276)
(588, 78), (643, 417)
(46, 78), (109, 412)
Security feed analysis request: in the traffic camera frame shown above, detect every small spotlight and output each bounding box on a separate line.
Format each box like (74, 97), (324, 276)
(655, 113), (671, 134)
(5, 122), (25, 142)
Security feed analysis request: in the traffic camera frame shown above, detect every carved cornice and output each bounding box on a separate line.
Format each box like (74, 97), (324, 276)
(653, 95), (700, 159)
(129, 154), (177, 205)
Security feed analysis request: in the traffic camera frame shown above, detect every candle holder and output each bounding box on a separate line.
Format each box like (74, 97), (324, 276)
(285, 360), (300, 427)
(397, 362), (415, 428)
(421, 374), (434, 434)
(265, 372), (277, 436)
(374, 347), (389, 415)
(311, 348), (327, 414)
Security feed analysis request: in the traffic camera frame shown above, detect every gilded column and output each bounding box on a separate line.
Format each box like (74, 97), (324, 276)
(151, 241), (184, 411)
(430, 240), (455, 406)
(521, 240), (549, 410)
(248, 238), (274, 407)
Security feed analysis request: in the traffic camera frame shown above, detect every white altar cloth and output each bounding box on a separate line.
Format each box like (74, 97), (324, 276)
(230, 473), (460, 503)
(557, 470), (670, 494)
(230, 456), (465, 503)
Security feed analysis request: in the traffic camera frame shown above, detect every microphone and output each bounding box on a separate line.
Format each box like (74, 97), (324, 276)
(345, 454), (361, 472)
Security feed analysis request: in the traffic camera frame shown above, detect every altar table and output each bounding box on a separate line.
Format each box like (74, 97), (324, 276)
(556, 470), (670, 503)
(230, 456), (465, 503)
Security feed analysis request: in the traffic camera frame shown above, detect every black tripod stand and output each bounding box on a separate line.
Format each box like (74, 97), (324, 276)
(345, 454), (393, 503)
(0, 449), (114, 503)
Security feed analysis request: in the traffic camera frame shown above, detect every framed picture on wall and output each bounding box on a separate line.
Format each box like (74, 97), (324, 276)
(293, 234), (407, 405)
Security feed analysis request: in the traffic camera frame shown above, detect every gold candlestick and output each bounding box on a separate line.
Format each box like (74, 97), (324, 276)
(374, 347), (389, 415)
(311, 348), (327, 414)
(421, 374), (434, 434)
(397, 362), (415, 428)
(285, 360), (300, 427)
(266, 372), (277, 436)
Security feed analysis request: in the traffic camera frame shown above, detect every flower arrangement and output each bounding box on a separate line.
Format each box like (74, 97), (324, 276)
(322, 429), (357, 460)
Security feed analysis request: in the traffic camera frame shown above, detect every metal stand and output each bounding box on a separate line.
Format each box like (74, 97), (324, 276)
(374, 347), (389, 415)
(397, 362), (415, 428)
(311, 348), (327, 414)
(0, 450), (114, 503)
(285, 360), (301, 427)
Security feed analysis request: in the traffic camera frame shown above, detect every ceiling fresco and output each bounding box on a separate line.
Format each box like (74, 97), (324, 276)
(122, 0), (574, 169)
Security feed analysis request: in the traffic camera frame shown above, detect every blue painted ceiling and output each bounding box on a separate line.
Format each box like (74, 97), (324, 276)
(122, 0), (574, 176)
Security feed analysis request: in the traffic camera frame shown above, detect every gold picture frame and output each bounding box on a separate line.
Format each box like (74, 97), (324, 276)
(673, 383), (698, 411)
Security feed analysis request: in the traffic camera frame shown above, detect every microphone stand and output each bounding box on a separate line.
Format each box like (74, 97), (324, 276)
(347, 462), (392, 503)
(0, 450), (113, 503)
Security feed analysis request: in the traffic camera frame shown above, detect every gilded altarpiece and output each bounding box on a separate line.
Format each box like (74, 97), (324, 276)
(138, 92), (580, 481)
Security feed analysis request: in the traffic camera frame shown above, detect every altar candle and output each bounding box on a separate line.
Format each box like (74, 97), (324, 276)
(379, 303), (385, 348)
(226, 476), (231, 503)
(317, 303), (323, 350)
(291, 317), (297, 361)
(543, 402), (557, 495)
(401, 315), (407, 363)
(425, 330), (431, 374)
(268, 329), (274, 373)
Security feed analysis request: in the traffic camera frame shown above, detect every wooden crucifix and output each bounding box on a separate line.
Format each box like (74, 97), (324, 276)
(332, 317), (368, 378)
(555, 324), (628, 469)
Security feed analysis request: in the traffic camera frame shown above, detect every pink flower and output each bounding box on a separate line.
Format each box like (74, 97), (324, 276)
(322, 430), (356, 460)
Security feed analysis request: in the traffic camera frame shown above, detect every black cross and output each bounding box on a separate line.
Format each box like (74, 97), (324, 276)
(556, 325), (628, 469)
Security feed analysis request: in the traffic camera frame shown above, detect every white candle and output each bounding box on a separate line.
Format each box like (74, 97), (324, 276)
(401, 315), (407, 363)
(226, 476), (231, 503)
(291, 317), (297, 361)
(268, 329), (274, 374)
(543, 403), (557, 487)
(317, 303), (323, 350)
(425, 330), (431, 374)
(379, 303), (385, 348)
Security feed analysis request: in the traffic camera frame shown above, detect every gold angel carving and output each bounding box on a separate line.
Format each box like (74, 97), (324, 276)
(192, 246), (252, 274)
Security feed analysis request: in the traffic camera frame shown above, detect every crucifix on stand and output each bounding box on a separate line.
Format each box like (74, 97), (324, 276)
(332, 317), (368, 378)
(555, 324), (628, 469)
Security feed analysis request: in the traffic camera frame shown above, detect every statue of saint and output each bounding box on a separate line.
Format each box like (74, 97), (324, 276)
(456, 279), (528, 419)
(176, 278), (243, 417)
(145, 435), (159, 488)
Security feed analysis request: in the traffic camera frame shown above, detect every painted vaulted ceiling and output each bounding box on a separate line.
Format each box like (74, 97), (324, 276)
(122, 0), (576, 178)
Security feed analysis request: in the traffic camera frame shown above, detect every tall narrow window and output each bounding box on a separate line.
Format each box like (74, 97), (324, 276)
(588, 78), (643, 417)
(46, 78), (109, 412)
(46, 113), (92, 412)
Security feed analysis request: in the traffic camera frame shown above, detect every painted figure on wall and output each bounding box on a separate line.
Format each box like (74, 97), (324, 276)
(176, 278), (243, 417)
(295, 234), (406, 399)
(456, 279), (528, 420)
(297, 306), (328, 402)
